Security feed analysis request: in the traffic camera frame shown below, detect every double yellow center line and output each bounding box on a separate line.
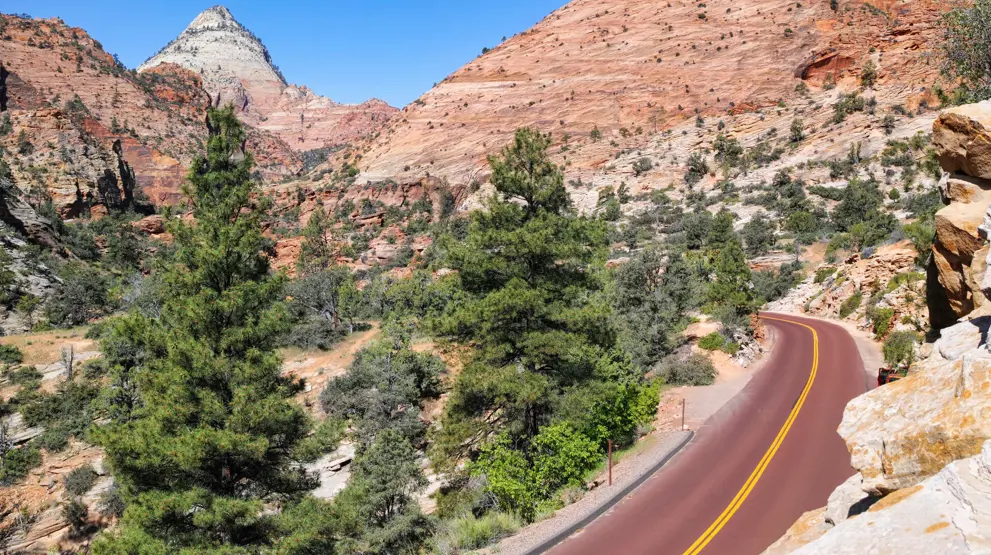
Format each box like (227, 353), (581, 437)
(681, 316), (819, 555)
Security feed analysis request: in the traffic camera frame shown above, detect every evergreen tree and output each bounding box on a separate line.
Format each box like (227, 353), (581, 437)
(432, 128), (652, 467)
(93, 106), (315, 553)
(742, 213), (776, 257)
(297, 207), (334, 275)
(707, 238), (756, 332)
(332, 429), (433, 554)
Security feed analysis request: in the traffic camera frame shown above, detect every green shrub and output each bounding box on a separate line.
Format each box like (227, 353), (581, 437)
(884, 331), (918, 366)
(886, 272), (925, 293)
(99, 483), (126, 518)
(698, 332), (726, 351)
(442, 511), (521, 551)
(5, 365), (41, 386)
(0, 344), (23, 365)
(64, 465), (97, 496)
(723, 341), (741, 355)
(814, 267), (836, 284)
(62, 499), (89, 536)
(0, 444), (42, 485)
(657, 353), (717, 386)
(868, 307), (895, 337)
(839, 291), (863, 319)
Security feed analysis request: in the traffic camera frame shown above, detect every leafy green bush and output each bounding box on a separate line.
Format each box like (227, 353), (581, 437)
(64, 465), (97, 496)
(884, 331), (918, 366)
(0, 344), (23, 365)
(470, 423), (600, 522)
(657, 353), (717, 386)
(698, 332), (726, 351)
(839, 291), (863, 319)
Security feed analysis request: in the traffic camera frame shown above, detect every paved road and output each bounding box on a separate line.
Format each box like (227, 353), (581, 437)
(546, 313), (869, 555)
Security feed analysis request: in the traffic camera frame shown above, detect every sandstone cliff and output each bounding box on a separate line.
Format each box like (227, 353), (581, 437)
(346, 0), (947, 189)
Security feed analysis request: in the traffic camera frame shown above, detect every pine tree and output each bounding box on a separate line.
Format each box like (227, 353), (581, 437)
(297, 207), (334, 275)
(93, 105), (314, 553)
(707, 238), (757, 332)
(432, 128), (649, 466)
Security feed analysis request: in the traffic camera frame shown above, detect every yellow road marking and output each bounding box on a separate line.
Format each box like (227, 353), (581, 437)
(680, 315), (819, 555)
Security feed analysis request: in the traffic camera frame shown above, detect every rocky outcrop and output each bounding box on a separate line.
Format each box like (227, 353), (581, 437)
(837, 319), (991, 496)
(929, 103), (991, 328)
(785, 441), (991, 555)
(138, 6), (397, 152)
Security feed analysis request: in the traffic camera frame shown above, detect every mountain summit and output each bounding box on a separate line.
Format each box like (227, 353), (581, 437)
(138, 5), (287, 114)
(138, 5), (396, 151)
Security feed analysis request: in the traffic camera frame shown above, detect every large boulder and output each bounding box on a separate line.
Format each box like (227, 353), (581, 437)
(784, 441), (991, 555)
(931, 197), (989, 319)
(837, 318), (991, 496)
(933, 100), (991, 180)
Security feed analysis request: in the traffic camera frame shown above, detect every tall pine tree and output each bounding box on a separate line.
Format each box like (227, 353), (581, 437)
(432, 128), (652, 468)
(93, 105), (314, 553)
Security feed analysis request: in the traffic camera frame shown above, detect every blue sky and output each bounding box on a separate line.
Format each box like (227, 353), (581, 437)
(3, 1), (568, 107)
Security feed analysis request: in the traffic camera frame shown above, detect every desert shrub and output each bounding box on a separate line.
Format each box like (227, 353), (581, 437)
(5, 365), (42, 386)
(814, 267), (836, 283)
(657, 353), (717, 386)
(723, 341), (741, 355)
(440, 511), (521, 552)
(44, 262), (115, 327)
(64, 465), (97, 496)
(685, 151), (710, 185)
(883, 331), (918, 366)
(698, 332), (726, 351)
(0, 344), (23, 365)
(0, 444), (42, 485)
(752, 262), (802, 305)
(839, 291), (863, 319)
(868, 307), (895, 337)
(99, 483), (126, 518)
(632, 157), (654, 176)
(62, 499), (88, 536)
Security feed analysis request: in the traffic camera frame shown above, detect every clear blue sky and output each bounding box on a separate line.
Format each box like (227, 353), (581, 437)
(3, 1), (567, 107)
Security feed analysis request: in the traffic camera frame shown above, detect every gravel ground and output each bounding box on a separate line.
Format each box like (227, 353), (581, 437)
(481, 430), (694, 555)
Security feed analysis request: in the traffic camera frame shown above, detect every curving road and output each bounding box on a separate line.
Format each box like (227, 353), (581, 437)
(546, 313), (870, 555)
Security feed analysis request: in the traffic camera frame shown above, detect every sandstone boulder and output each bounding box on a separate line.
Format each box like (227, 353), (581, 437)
(786, 441), (991, 555)
(838, 322), (991, 495)
(939, 173), (991, 205)
(933, 100), (991, 180)
(131, 214), (166, 235)
(932, 201), (991, 320)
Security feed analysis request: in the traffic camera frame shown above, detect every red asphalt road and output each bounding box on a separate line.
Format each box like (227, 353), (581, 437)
(547, 313), (870, 555)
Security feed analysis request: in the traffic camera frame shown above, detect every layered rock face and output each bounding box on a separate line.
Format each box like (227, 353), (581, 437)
(0, 14), (208, 211)
(351, 0), (948, 185)
(138, 6), (397, 152)
(930, 102), (991, 328)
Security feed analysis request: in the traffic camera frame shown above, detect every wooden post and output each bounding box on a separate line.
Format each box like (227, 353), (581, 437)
(681, 398), (686, 430)
(608, 439), (613, 486)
